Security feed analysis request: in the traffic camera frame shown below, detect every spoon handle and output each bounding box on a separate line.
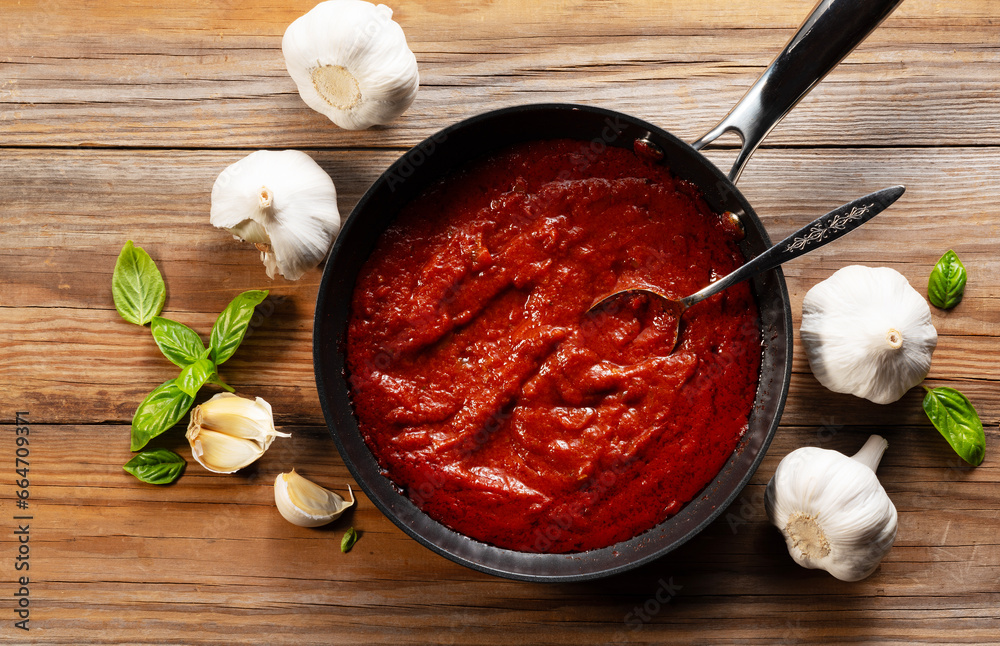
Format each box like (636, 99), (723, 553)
(683, 185), (905, 308)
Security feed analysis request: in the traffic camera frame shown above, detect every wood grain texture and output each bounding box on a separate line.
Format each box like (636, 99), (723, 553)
(2, 0), (1000, 149)
(1, 0), (999, 643)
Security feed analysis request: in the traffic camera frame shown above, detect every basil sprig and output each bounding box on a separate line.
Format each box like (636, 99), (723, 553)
(923, 386), (986, 466)
(114, 242), (269, 458)
(928, 249), (967, 309)
(112, 241), (166, 325)
(123, 449), (186, 485)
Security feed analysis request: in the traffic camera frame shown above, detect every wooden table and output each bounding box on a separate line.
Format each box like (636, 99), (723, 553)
(3, 0), (999, 643)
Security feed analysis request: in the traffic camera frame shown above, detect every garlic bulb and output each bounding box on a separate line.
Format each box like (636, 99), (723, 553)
(274, 469), (355, 527)
(282, 0), (419, 130)
(800, 265), (938, 404)
(210, 150), (340, 281)
(765, 435), (897, 582)
(186, 393), (290, 474)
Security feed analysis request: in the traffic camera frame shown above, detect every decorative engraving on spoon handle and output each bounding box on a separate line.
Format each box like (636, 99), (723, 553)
(784, 203), (874, 253)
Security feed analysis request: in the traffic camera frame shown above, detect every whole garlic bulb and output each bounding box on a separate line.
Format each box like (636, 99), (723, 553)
(210, 150), (340, 281)
(800, 265), (938, 404)
(186, 393), (290, 473)
(282, 0), (419, 130)
(765, 435), (898, 582)
(274, 469), (355, 527)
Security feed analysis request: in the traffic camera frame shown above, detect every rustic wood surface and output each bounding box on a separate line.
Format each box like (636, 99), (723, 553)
(2, 0), (999, 643)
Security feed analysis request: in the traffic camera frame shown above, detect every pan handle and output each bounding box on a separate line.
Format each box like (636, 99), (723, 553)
(691, 0), (904, 183)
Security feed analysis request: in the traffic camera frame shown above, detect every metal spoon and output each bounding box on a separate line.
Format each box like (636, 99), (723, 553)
(587, 185), (906, 350)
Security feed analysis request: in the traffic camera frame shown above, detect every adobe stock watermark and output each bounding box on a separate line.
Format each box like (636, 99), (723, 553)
(552, 115), (630, 183)
(12, 412), (33, 632)
(725, 415), (848, 536)
(385, 112), (629, 194)
(725, 485), (768, 535)
(623, 576), (683, 631)
(241, 294), (289, 340)
(405, 404), (513, 509)
(384, 130), (449, 193)
(598, 576), (683, 644)
(528, 453), (639, 553)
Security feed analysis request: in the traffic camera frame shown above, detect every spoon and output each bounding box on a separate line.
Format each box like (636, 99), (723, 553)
(587, 185), (906, 350)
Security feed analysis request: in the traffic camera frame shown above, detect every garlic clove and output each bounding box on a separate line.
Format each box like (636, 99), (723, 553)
(274, 469), (355, 527)
(800, 265), (938, 404)
(186, 393), (291, 474)
(227, 218), (270, 247)
(189, 429), (265, 475)
(210, 150), (340, 281)
(765, 435), (898, 582)
(282, 0), (419, 130)
(190, 392), (279, 444)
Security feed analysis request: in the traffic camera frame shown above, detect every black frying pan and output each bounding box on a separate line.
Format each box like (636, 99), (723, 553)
(314, 0), (904, 582)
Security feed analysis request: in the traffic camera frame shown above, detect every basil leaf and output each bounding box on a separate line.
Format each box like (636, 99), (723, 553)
(112, 240), (166, 326)
(131, 379), (195, 451)
(210, 290), (268, 365)
(341, 527), (360, 553)
(928, 249), (967, 309)
(123, 449), (186, 485)
(151, 316), (207, 367)
(176, 357), (216, 398)
(923, 386), (985, 466)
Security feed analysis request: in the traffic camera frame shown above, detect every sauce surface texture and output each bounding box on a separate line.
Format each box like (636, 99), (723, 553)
(347, 139), (760, 552)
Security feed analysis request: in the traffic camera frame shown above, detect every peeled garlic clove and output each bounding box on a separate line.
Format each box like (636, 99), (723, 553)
(800, 265), (938, 404)
(210, 150), (340, 281)
(274, 469), (355, 527)
(282, 0), (419, 130)
(186, 393), (290, 473)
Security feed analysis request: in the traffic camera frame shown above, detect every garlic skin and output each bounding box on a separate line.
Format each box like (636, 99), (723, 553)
(210, 150), (340, 281)
(282, 0), (419, 130)
(274, 469), (355, 527)
(186, 393), (291, 474)
(765, 435), (898, 582)
(801, 265), (938, 404)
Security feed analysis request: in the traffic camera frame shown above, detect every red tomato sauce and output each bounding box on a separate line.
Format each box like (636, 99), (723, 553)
(347, 139), (760, 553)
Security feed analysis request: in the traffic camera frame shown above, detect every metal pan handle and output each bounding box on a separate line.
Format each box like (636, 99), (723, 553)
(692, 0), (905, 183)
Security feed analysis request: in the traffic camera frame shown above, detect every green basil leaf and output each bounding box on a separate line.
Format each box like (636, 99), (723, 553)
(210, 290), (268, 365)
(131, 379), (194, 451)
(112, 240), (166, 326)
(176, 357), (216, 398)
(151, 316), (207, 368)
(341, 527), (360, 553)
(123, 449), (186, 485)
(928, 249), (967, 309)
(923, 386), (985, 466)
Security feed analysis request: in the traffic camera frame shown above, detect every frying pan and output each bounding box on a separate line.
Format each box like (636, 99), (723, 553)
(314, 0), (904, 582)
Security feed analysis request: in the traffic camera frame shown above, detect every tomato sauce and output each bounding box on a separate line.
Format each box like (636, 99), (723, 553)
(346, 139), (760, 553)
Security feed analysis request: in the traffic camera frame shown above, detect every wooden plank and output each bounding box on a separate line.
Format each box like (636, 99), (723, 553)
(3, 146), (999, 427)
(1, 423), (996, 643)
(2, 0), (999, 148)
